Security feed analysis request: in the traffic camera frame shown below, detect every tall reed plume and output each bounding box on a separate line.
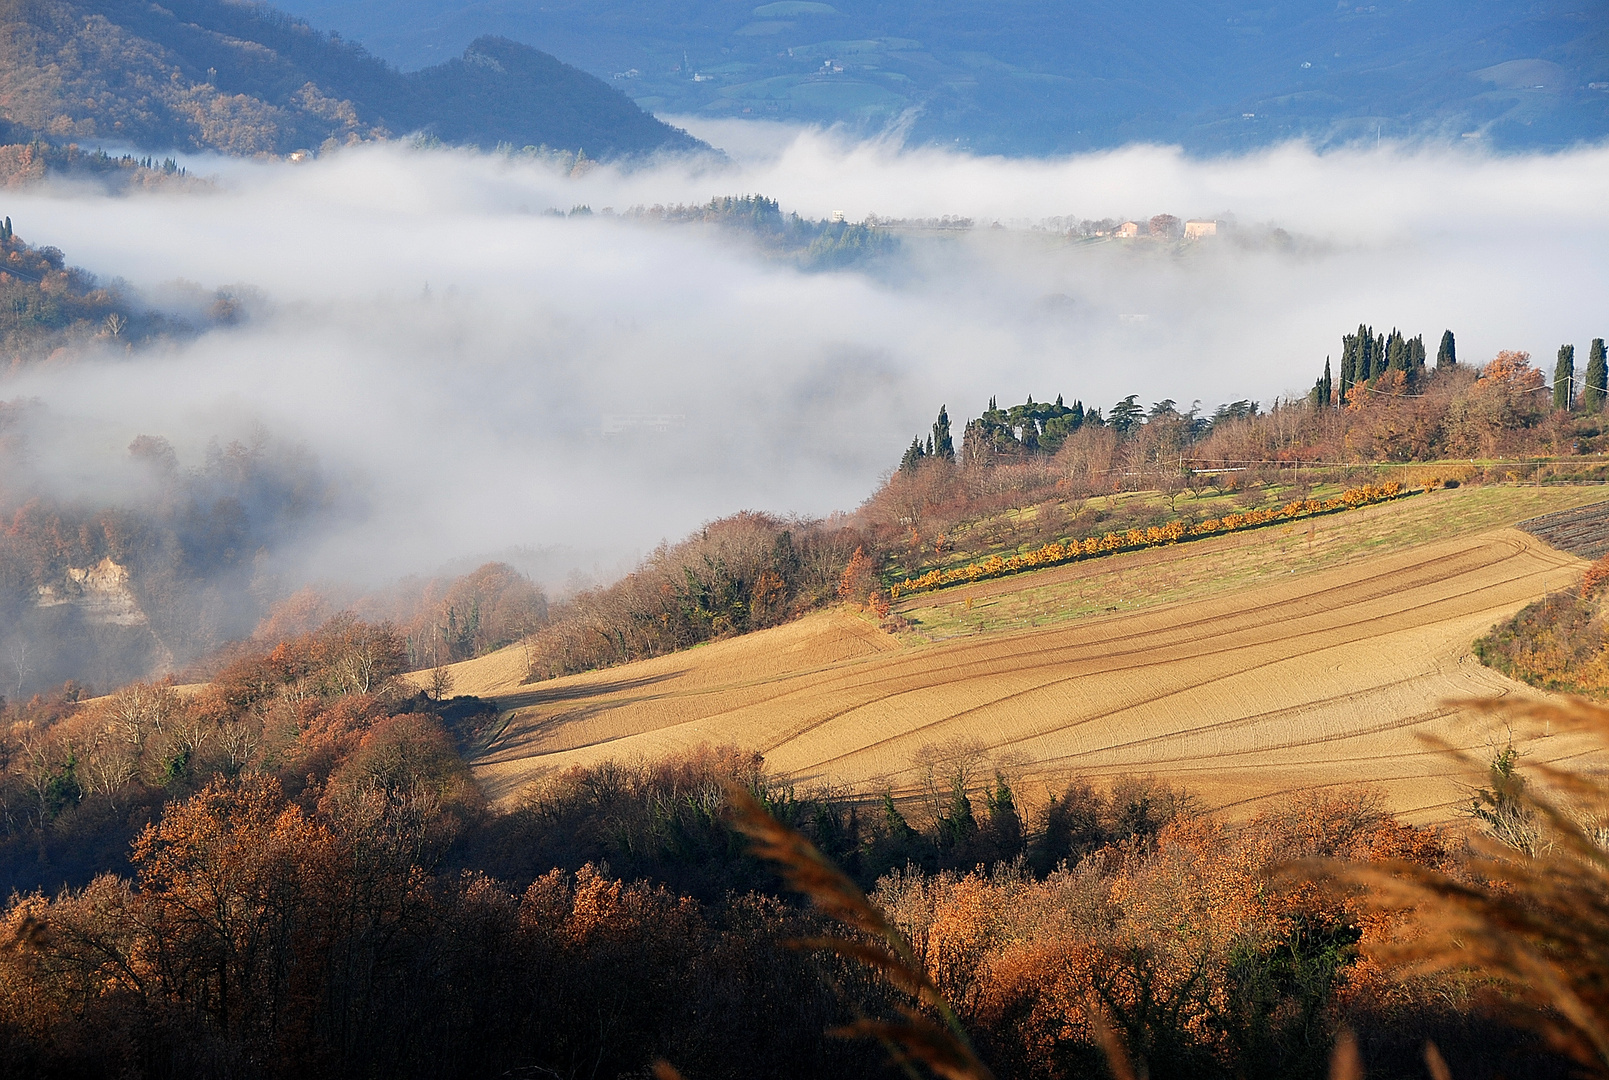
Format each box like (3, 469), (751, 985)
(1301, 695), (1609, 1075)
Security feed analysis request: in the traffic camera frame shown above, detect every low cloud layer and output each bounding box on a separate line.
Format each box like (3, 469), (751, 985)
(4, 131), (1608, 588)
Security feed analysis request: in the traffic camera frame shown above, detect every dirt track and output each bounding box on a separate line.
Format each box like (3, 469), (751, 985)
(451, 520), (1594, 823)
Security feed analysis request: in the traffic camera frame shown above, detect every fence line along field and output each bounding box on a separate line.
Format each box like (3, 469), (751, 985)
(427, 485), (1609, 823)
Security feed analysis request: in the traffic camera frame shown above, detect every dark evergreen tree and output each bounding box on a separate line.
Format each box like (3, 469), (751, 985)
(1386, 329), (1406, 374)
(899, 437), (926, 473)
(1555, 344), (1576, 412)
(1409, 334), (1427, 374)
(1313, 357), (1333, 408)
(931, 405), (955, 461)
(1437, 329), (1456, 369)
(1339, 335), (1355, 402)
(1585, 339), (1608, 412)
(1108, 394), (1144, 435)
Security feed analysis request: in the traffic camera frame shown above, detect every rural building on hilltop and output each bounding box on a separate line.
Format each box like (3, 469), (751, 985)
(1184, 219), (1219, 239)
(1114, 221), (1140, 238)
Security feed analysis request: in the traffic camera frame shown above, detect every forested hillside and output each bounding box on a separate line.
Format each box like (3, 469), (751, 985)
(0, 0), (706, 157)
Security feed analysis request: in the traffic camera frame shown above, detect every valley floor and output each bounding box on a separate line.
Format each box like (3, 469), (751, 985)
(429, 485), (1609, 823)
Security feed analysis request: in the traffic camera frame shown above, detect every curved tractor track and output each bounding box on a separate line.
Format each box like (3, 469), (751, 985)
(454, 526), (1592, 823)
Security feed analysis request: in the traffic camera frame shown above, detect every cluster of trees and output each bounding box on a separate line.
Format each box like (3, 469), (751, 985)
(961, 394), (1092, 460)
(0, 142), (202, 191)
(0, 227), (168, 366)
(523, 512), (870, 680)
(249, 563), (549, 675)
(520, 512), (878, 680)
(625, 194), (897, 270)
(1314, 327), (1609, 417)
(0, 633), (1559, 1080)
(1312, 324), (1432, 407)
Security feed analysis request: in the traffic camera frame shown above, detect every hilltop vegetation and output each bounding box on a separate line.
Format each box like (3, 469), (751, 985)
(513, 324), (1609, 688)
(0, 225), (163, 364)
(0, 0), (704, 157)
(624, 194), (897, 270)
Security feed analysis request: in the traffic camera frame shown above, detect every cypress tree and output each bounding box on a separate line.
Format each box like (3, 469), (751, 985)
(931, 405), (955, 461)
(1554, 344), (1576, 411)
(1339, 334), (1355, 401)
(1387, 329), (1406, 373)
(1375, 333), (1386, 379)
(1313, 357), (1333, 408)
(1585, 339), (1608, 412)
(1437, 330), (1456, 370)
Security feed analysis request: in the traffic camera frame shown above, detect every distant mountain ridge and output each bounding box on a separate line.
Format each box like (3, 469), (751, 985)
(267, 0), (1609, 154)
(0, 0), (706, 157)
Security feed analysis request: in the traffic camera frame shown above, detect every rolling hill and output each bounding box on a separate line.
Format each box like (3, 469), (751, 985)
(0, 0), (706, 156)
(267, 0), (1609, 154)
(417, 484), (1609, 823)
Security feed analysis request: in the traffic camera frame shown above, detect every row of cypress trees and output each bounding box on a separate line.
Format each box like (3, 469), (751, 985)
(1552, 339), (1609, 412)
(1313, 324), (1443, 408)
(1313, 327), (1609, 414)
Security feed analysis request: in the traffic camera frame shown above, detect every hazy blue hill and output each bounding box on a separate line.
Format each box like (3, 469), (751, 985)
(409, 35), (701, 154)
(266, 0), (1609, 153)
(0, 0), (706, 157)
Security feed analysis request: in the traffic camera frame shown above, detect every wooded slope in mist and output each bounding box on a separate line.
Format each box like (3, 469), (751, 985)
(0, 0), (706, 156)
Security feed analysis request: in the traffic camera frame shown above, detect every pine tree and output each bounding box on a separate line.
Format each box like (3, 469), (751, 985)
(1108, 395), (1144, 435)
(1585, 339), (1608, 412)
(931, 405), (955, 461)
(1555, 345), (1576, 411)
(1437, 330), (1456, 370)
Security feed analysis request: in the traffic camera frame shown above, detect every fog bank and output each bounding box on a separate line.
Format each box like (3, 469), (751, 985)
(4, 131), (1607, 588)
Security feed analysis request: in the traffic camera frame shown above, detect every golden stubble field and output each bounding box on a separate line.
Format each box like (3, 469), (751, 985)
(428, 485), (1609, 823)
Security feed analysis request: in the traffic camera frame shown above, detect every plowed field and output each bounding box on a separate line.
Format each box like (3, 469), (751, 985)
(437, 488), (1609, 823)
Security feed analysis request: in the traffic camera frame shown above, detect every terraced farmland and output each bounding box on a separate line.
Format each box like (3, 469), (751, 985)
(425, 486), (1609, 823)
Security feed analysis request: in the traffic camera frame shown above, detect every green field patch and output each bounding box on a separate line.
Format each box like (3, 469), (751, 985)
(898, 484), (1609, 642)
(752, 0), (838, 14)
(717, 75), (809, 99)
(787, 79), (907, 109)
